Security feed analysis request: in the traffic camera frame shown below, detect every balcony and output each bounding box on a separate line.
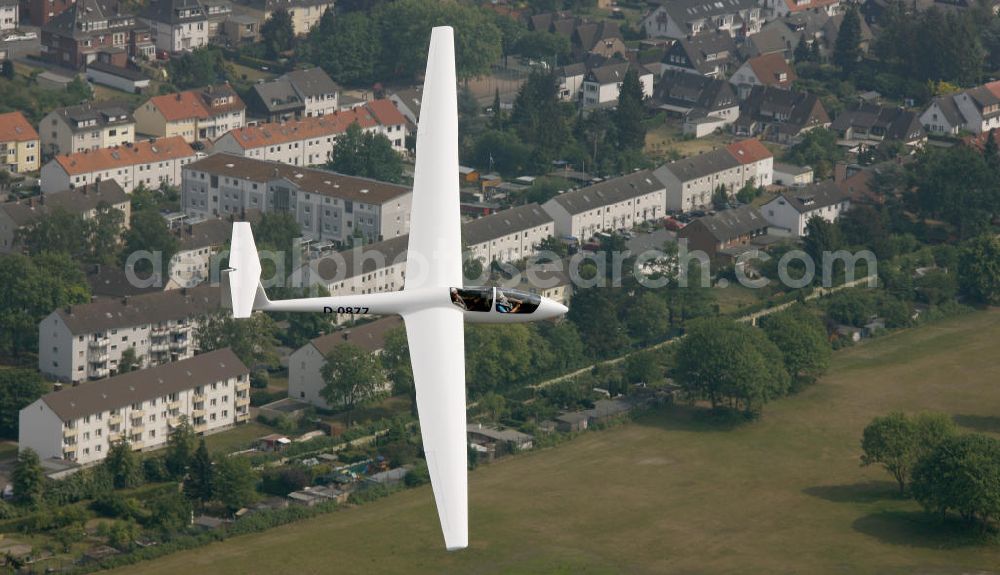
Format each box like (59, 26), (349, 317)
(235, 379), (250, 391)
(167, 416), (181, 427)
(108, 414), (121, 425)
(63, 427), (77, 439)
(193, 393), (205, 403)
(167, 400), (181, 411)
(191, 408), (205, 419)
(150, 341), (169, 352)
(235, 396), (250, 407)
(169, 341), (188, 353)
(108, 431), (122, 442)
(130, 423), (145, 434)
(235, 412), (250, 423)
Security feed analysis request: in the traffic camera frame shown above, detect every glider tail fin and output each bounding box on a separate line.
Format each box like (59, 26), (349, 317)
(225, 222), (265, 318)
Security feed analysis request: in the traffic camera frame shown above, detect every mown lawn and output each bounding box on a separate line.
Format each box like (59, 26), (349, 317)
(113, 310), (1000, 575)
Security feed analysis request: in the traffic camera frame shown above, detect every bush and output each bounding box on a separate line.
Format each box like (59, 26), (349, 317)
(404, 461), (429, 487)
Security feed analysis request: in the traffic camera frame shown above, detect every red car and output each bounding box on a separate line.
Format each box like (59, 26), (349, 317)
(662, 217), (685, 231)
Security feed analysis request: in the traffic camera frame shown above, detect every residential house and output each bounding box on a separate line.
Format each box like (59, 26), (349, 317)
(388, 86), (422, 129)
(134, 84), (246, 143)
(773, 161), (814, 186)
(212, 100), (406, 165)
(920, 94), (967, 136)
(542, 169), (666, 240)
(40, 136), (196, 193)
(571, 19), (626, 60)
(760, 180), (850, 236)
(167, 217), (231, 288)
(641, 0), (763, 40)
(654, 139), (773, 212)
(919, 81), (1000, 135)
(830, 104), (926, 150)
(37, 284), (221, 382)
(745, 20), (800, 59)
(729, 53), (796, 99)
(581, 59), (654, 108)
(555, 63), (587, 103)
(202, 0), (232, 40)
(219, 12), (259, 45)
(676, 204), (769, 258)
(653, 70), (740, 137)
(768, 0), (841, 18)
(21, 0), (74, 27)
(21, 348), (250, 466)
(40, 101), (135, 157)
(288, 316), (401, 408)
(0, 0), (16, 30)
(0, 180), (130, 252)
(249, 68), (340, 122)
(180, 152), (412, 244)
(463, 203), (554, 265)
(235, 0), (332, 36)
(41, 0), (156, 70)
(661, 30), (740, 78)
(0, 111), (40, 173)
(735, 85), (831, 143)
(140, 0), (209, 53)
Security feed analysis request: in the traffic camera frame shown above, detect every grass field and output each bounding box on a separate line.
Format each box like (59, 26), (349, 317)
(113, 310), (1000, 575)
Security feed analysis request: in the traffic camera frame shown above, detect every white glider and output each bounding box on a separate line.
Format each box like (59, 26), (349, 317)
(224, 27), (568, 550)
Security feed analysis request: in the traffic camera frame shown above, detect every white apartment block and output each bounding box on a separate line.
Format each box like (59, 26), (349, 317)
(181, 153), (411, 245)
(464, 203), (554, 265)
(760, 181), (851, 236)
(20, 348), (250, 467)
(40, 137), (196, 194)
(140, 0), (210, 53)
(541, 169), (666, 240)
(40, 102), (135, 156)
(168, 218), (230, 289)
(212, 100), (406, 166)
(653, 139), (773, 212)
(0, 0), (16, 30)
(582, 62), (654, 109)
(38, 285), (220, 383)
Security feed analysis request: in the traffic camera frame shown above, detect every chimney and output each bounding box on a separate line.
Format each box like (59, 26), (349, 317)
(833, 162), (847, 183)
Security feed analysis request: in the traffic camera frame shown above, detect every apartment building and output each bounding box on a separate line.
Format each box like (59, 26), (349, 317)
(168, 218), (231, 288)
(41, 0), (156, 70)
(541, 170), (666, 240)
(212, 100), (406, 166)
(21, 348), (250, 466)
(463, 203), (554, 265)
(641, 0), (763, 40)
(0, 111), (40, 173)
(40, 102), (136, 156)
(238, 0), (333, 35)
(0, 180), (130, 252)
(181, 153), (411, 245)
(654, 138), (774, 212)
(760, 180), (851, 236)
(140, 0), (209, 53)
(249, 68), (340, 122)
(40, 137), (196, 193)
(135, 84), (246, 143)
(38, 284), (220, 383)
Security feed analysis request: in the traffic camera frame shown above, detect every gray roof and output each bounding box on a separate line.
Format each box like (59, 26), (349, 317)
(773, 161), (812, 176)
(0, 181), (128, 227)
(830, 104), (925, 142)
(252, 81), (300, 115)
(284, 68), (340, 99)
(585, 60), (631, 85)
(38, 348), (247, 421)
(307, 233), (409, 285)
(928, 95), (966, 126)
(44, 0), (138, 40)
(462, 203), (553, 247)
(658, 148), (740, 183)
(467, 424), (533, 443)
(661, 0), (758, 26)
(177, 218), (231, 250)
(747, 21), (798, 58)
(770, 181), (850, 213)
(739, 85), (830, 132)
(557, 62), (587, 79)
(548, 170), (664, 216)
(56, 284), (221, 334)
(141, 0), (207, 25)
(664, 31), (738, 75)
(309, 316), (402, 356)
(655, 70), (738, 115)
(86, 61), (147, 82)
(48, 101), (135, 133)
(688, 205), (767, 242)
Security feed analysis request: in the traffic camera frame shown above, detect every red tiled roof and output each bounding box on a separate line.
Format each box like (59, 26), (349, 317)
(746, 53), (796, 89)
(364, 99), (407, 127)
(147, 86), (245, 122)
(727, 138), (772, 165)
(225, 102), (403, 150)
(984, 80), (1000, 101)
(53, 136), (195, 175)
(0, 111), (40, 143)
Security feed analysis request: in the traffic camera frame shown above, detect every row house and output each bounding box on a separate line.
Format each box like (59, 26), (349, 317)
(135, 84), (246, 143)
(0, 180), (130, 252)
(676, 204), (769, 259)
(581, 60), (654, 109)
(140, 0), (209, 53)
(463, 203), (554, 265)
(21, 348), (250, 466)
(830, 104), (927, 149)
(652, 70), (740, 138)
(213, 100), (406, 166)
(735, 85), (831, 144)
(236, 0), (332, 36)
(660, 30), (741, 78)
(40, 136), (197, 193)
(181, 153), (411, 245)
(0, 111), (40, 173)
(542, 170), (666, 240)
(761, 180), (851, 236)
(642, 0), (763, 40)
(654, 138), (773, 212)
(38, 284), (220, 383)
(41, 0), (156, 70)
(41, 101), (135, 157)
(249, 68), (340, 122)
(168, 218), (231, 288)
(920, 81), (1000, 136)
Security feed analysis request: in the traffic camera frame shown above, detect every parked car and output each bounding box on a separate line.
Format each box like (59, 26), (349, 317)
(662, 217), (684, 231)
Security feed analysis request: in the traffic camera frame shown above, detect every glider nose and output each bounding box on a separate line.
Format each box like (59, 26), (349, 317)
(538, 297), (568, 319)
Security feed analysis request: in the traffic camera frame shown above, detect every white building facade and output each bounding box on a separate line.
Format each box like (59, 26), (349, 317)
(542, 170), (666, 240)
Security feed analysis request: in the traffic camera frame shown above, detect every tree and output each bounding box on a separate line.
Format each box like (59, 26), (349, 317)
(212, 455), (258, 512)
(302, 11), (380, 85)
(911, 433), (1000, 527)
(615, 68), (646, 151)
(196, 310), (279, 369)
(327, 122), (403, 183)
(381, 325), (413, 397)
(908, 145), (998, 239)
(320, 343), (383, 425)
(470, 129), (532, 176)
(513, 30), (570, 64)
(122, 208), (179, 285)
(12, 448), (44, 506)
(146, 491), (192, 534)
(184, 440), (214, 505)
(17, 207), (92, 259)
(784, 128), (844, 180)
(167, 47), (229, 90)
(760, 306), (831, 387)
(625, 351), (659, 385)
(117, 347), (140, 374)
(261, 8), (295, 58)
(0, 370), (48, 438)
(833, 5), (863, 74)
(794, 34), (811, 63)
(625, 292), (670, 345)
(861, 412), (956, 494)
(958, 234), (1000, 305)
(510, 69), (571, 168)
(104, 440), (143, 489)
(803, 215), (843, 266)
(477, 392), (509, 421)
(674, 317), (790, 416)
(164, 417), (197, 478)
(566, 288), (630, 358)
